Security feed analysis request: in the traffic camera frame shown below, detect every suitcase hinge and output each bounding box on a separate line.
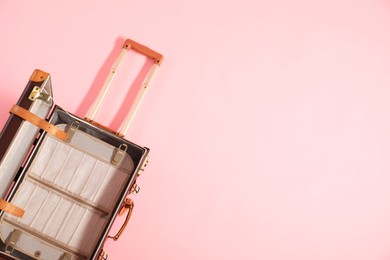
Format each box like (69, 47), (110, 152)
(28, 86), (51, 102)
(5, 229), (22, 254)
(111, 144), (127, 166)
(60, 252), (72, 260)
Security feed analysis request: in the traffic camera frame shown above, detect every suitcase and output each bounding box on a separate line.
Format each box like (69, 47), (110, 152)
(0, 39), (163, 260)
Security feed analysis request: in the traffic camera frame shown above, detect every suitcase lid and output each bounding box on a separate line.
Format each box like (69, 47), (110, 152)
(0, 69), (54, 198)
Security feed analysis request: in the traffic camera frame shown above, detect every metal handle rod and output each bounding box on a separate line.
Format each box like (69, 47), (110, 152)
(118, 64), (159, 136)
(85, 39), (163, 136)
(86, 48), (128, 121)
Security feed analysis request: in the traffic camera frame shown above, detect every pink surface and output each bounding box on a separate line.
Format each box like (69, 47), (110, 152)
(1, 0), (390, 259)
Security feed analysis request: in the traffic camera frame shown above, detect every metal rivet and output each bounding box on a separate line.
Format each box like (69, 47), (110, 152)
(35, 251), (41, 257)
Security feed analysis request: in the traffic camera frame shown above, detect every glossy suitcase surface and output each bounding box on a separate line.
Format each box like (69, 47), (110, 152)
(0, 39), (163, 259)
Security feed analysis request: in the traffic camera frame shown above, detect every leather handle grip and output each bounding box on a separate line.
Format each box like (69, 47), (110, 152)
(123, 39), (163, 65)
(108, 198), (134, 241)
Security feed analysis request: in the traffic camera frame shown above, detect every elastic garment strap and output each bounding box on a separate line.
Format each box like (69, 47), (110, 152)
(10, 104), (67, 141)
(0, 198), (24, 218)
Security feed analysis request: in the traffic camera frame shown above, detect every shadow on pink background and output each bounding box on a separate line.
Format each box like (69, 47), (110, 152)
(1, 0), (390, 259)
(74, 37), (125, 120)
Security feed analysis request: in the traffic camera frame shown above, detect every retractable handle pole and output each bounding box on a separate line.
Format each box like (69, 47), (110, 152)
(86, 39), (163, 136)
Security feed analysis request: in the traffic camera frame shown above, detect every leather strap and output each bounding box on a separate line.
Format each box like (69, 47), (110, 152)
(0, 199), (24, 218)
(10, 105), (67, 141)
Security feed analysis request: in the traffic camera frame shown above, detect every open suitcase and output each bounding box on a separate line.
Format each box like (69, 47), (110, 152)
(0, 39), (163, 259)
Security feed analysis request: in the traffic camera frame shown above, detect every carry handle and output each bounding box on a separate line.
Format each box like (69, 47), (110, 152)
(86, 38), (163, 137)
(107, 198), (134, 241)
(123, 39), (163, 65)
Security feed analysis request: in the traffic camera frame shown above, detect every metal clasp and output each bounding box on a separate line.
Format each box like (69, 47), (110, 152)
(66, 121), (80, 142)
(5, 229), (22, 254)
(111, 144), (128, 166)
(60, 252), (72, 260)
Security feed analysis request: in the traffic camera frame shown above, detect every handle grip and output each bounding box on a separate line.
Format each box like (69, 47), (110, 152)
(107, 198), (134, 241)
(123, 39), (163, 65)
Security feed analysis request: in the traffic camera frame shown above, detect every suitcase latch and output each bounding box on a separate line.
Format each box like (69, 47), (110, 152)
(5, 229), (22, 254)
(28, 86), (51, 102)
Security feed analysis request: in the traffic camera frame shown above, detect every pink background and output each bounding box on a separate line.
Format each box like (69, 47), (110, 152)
(1, 0), (390, 259)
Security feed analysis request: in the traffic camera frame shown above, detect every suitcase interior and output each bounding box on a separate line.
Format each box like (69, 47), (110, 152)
(0, 107), (148, 260)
